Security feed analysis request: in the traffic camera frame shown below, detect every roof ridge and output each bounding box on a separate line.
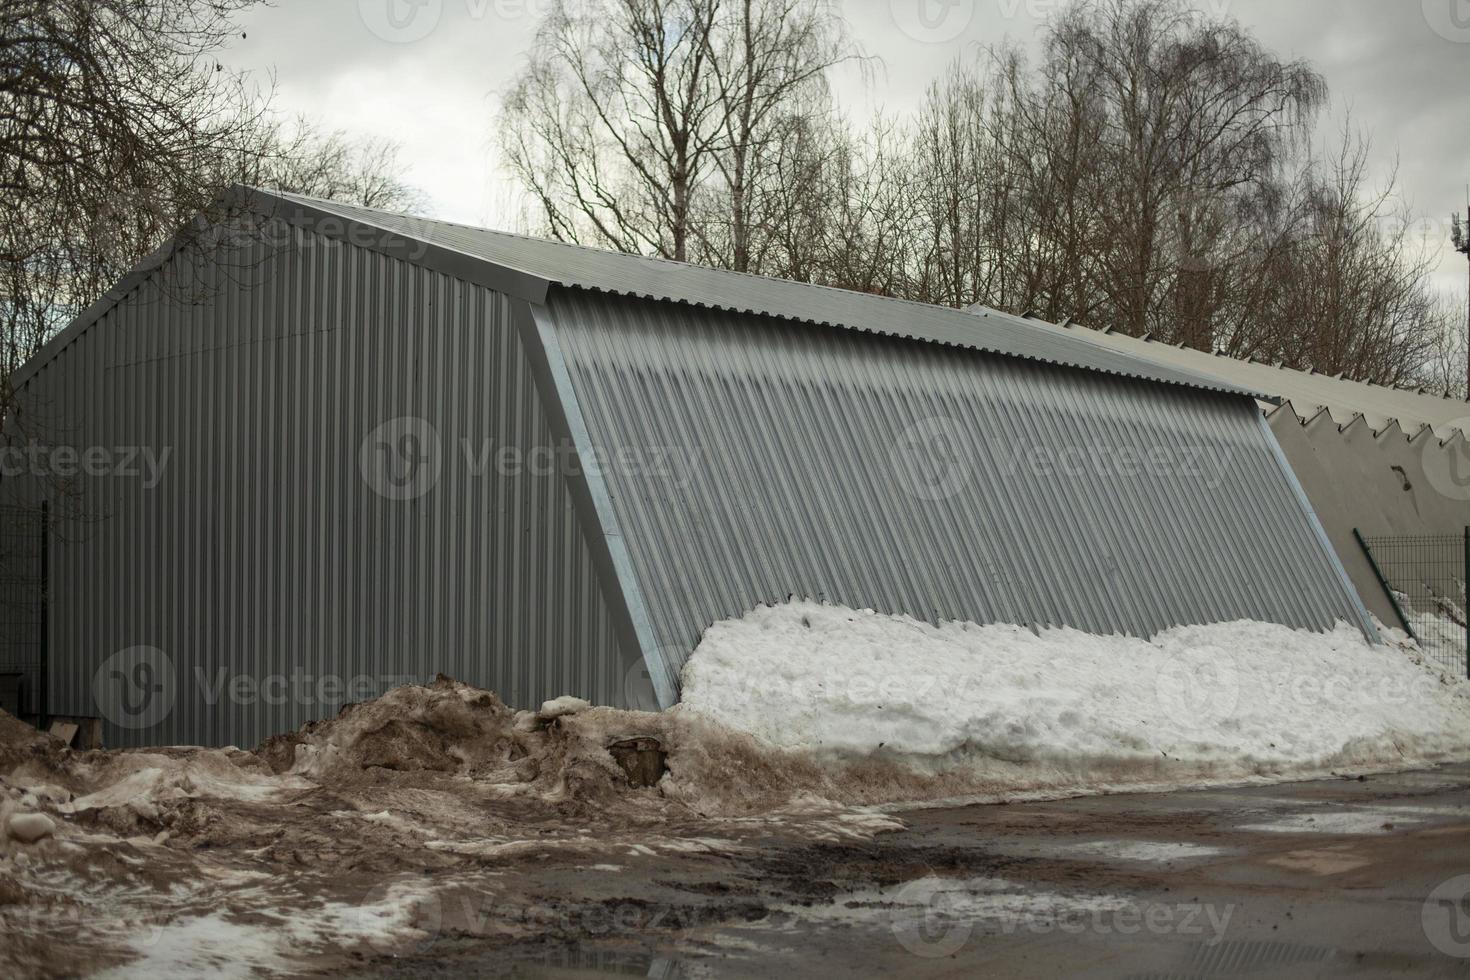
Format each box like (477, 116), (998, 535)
(245, 188), (1269, 401)
(268, 187), (978, 324)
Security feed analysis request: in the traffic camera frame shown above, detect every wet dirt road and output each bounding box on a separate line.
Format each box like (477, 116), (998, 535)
(356, 765), (1470, 978)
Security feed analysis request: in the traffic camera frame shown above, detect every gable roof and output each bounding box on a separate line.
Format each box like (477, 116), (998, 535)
(16, 186), (1267, 401)
(257, 189), (1265, 400)
(979, 308), (1470, 441)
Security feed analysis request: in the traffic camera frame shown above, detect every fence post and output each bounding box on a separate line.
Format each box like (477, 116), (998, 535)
(38, 501), (47, 730)
(1464, 527), (1469, 680)
(1354, 529), (1415, 639)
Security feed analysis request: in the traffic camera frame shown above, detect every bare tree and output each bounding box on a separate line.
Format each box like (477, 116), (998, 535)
(233, 117), (424, 213)
(1423, 290), (1468, 400)
(501, 0), (856, 267)
(1253, 136), (1447, 385)
(723, 91), (842, 281)
(1035, 0), (1326, 345)
(1, 2), (425, 381)
(501, 0), (726, 261)
(905, 61), (1005, 309)
(498, 0), (1451, 390)
(1453, 204), (1470, 393)
(897, 0), (1325, 346)
(820, 114), (916, 296)
(988, 45), (1109, 321)
(0, 0), (268, 374)
(696, 0), (860, 272)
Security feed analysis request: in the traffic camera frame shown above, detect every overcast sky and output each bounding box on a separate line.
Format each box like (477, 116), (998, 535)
(223, 0), (1470, 296)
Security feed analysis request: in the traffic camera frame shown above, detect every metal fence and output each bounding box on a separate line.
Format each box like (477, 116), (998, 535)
(0, 504), (46, 720)
(1355, 529), (1469, 678)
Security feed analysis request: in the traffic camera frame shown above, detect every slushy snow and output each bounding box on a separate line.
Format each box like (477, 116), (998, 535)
(679, 601), (1470, 789)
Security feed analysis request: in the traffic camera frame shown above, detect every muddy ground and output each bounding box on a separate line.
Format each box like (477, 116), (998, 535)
(4, 680), (1470, 977)
(359, 766), (1470, 978)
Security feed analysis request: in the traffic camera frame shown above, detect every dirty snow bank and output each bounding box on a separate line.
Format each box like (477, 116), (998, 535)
(0, 682), (908, 976)
(680, 601), (1470, 793)
(268, 676), (926, 818)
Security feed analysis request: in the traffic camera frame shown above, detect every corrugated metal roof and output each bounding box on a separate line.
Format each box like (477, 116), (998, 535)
(972, 306), (1470, 441)
(544, 288), (1376, 693)
(259, 189), (1267, 401)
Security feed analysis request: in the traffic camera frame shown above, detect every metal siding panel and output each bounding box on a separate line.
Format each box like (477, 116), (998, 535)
(547, 289), (1372, 689)
(15, 222), (628, 748)
(263, 192), (1262, 402)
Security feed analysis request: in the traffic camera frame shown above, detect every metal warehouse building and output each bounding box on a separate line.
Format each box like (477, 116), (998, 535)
(981, 311), (1470, 643)
(2, 188), (1376, 748)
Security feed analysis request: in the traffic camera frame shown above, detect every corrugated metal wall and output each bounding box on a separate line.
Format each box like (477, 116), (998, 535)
(547, 288), (1373, 690)
(0, 504), (46, 717)
(16, 222), (631, 748)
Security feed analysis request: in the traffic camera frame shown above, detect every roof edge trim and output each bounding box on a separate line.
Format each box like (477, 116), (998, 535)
(11, 214), (210, 390)
(513, 298), (677, 708)
(247, 188), (550, 305)
(10, 185), (554, 391)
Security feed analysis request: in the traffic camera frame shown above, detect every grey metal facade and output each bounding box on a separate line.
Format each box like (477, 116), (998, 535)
(543, 289), (1377, 699)
(958, 302), (1470, 628)
(6, 187), (1377, 747)
(13, 220), (632, 748)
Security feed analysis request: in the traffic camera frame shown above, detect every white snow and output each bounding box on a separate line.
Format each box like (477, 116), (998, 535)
(538, 695), (591, 719)
(6, 811), (55, 844)
(788, 874), (1137, 932)
(679, 601), (1470, 790)
(91, 879), (441, 978)
(58, 753), (306, 814)
(1385, 595), (1468, 679)
(96, 913), (296, 979)
(1013, 839), (1231, 864)
(1239, 802), (1467, 835)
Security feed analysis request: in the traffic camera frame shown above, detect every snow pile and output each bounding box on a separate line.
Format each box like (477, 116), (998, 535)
(679, 601), (1470, 794)
(0, 707), (67, 781)
(0, 682), (915, 976)
(278, 680), (526, 781)
(270, 674), (906, 817)
(58, 749), (303, 815)
(1385, 591), (1469, 679)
